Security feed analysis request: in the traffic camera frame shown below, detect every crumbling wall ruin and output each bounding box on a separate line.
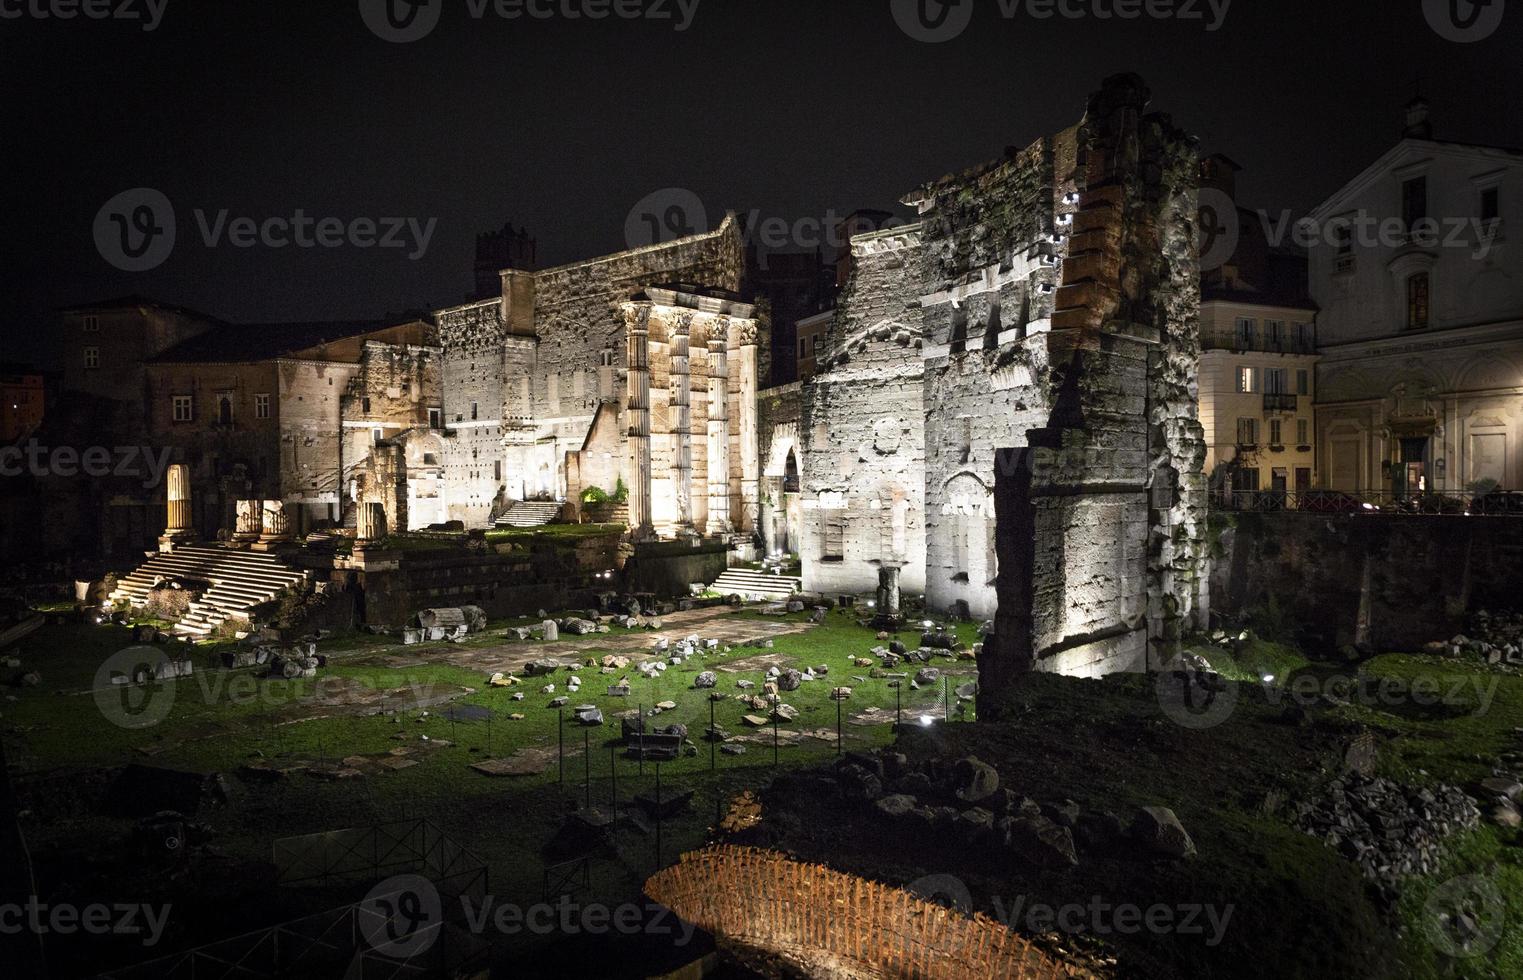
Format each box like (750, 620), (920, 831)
(982, 74), (1209, 687)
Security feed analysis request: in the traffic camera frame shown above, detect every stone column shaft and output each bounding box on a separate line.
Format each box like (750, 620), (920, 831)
(736, 325), (760, 534)
(626, 309), (655, 539)
(672, 317), (693, 529)
(165, 464), (192, 533)
(706, 332), (731, 536)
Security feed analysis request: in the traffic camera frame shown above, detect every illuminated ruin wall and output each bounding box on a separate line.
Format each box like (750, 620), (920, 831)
(982, 74), (1209, 686)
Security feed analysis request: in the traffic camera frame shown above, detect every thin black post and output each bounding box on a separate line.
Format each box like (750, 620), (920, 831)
(486, 712), (492, 757)
(894, 681), (902, 732)
(709, 697), (716, 771)
(610, 744), (617, 819)
(637, 702), (644, 776)
(771, 695), (779, 767)
(558, 708), (564, 788)
(836, 695), (843, 755)
(944, 675), (950, 722)
(449, 712), (458, 746)
(655, 761), (663, 870)
(583, 728), (591, 811)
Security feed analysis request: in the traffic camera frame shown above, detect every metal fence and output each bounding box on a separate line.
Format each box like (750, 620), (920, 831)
(274, 818), (486, 904)
(1209, 489), (1523, 516)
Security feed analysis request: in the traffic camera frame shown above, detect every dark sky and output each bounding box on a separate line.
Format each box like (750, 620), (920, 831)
(5, 0), (1521, 366)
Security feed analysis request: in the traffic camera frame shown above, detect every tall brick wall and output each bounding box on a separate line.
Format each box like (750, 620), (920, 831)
(982, 74), (1208, 689)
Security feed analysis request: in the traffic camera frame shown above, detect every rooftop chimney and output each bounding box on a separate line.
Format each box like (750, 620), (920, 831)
(1404, 97), (1433, 140)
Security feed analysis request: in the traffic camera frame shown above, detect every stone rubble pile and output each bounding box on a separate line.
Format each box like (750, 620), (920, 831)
(1426, 610), (1523, 670)
(776, 748), (1195, 870)
(1291, 773), (1480, 898)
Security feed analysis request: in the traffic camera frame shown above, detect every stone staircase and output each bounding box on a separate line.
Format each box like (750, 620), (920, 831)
(709, 568), (803, 602)
(494, 500), (563, 529)
(109, 545), (312, 638)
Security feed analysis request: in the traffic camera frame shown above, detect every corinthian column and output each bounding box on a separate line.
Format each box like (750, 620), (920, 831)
(705, 318), (731, 536)
(735, 318), (761, 534)
(671, 313), (694, 532)
(233, 499), (262, 542)
(625, 305), (655, 540)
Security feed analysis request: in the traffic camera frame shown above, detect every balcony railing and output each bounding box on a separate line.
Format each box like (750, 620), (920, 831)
(1263, 393), (1298, 413)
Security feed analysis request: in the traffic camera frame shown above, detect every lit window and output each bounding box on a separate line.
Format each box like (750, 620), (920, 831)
(172, 395), (193, 423)
(1236, 366), (1257, 394)
(83, 346), (100, 369)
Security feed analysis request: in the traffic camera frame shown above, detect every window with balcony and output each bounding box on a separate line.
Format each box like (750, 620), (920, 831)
(1266, 320), (1285, 350)
(1294, 322), (1314, 352)
(1234, 318), (1256, 349)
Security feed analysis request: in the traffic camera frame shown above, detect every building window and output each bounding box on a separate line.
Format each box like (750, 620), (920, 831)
(83, 315), (99, 332)
(1265, 368), (1288, 394)
(1296, 370), (1310, 396)
(172, 395), (193, 423)
(471, 401), (479, 421)
(1269, 420), (1283, 447)
(428, 408), (442, 429)
(1234, 318), (1256, 349)
(217, 395), (233, 426)
(1266, 320), (1285, 350)
(1294, 322), (1314, 351)
(1481, 186), (1500, 223)
(798, 338), (807, 359)
(1236, 418), (1258, 447)
(361, 396), (372, 414)
(1402, 177), (1428, 234)
(1297, 419), (1310, 446)
(1407, 273), (1431, 330)
(1236, 366), (1257, 394)
(83, 346), (100, 369)
(600, 349), (616, 368)
(255, 393), (270, 419)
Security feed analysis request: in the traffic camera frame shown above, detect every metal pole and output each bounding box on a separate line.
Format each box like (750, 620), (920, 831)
(772, 695), (779, 767)
(895, 681), (901, 732)
(709, 697), (716, 771)
(583, 728), (591, 811)
(655, 761), (663, 870)
(610, 745), (617, 819)
(638, 703), (644, 776)
(558, 708), (564, 788)
(836, 695), (842, 755)
(944, 675), (949, 722)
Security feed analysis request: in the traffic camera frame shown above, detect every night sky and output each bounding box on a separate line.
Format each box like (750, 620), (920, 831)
(5, 0), (1520, 366)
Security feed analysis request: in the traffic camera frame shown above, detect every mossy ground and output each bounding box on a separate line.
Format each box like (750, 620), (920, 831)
(6, 611), (1522, 978)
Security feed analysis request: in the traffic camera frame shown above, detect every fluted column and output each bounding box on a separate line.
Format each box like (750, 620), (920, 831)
(736, 319), (761, 534)
(671, 313), (694, 531)
(356, 501), (387, 542)
(625, 305), (655, 540)
(706, 318), (731, 536)
(259, 500), (293, 542)
(158, 463), (196, 551)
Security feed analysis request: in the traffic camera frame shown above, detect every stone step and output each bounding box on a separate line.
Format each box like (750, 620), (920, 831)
(710, 569), (802, 601)
(107, 545), (310, 638)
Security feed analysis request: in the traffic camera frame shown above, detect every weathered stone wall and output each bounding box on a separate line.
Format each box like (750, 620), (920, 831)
(758, 381), (803, 556)
(801, 227), (928, 598)
(1213, 514), (1523, 651)
(275, 358), (362, 524)
(340, 341), (442, 513)
(982, 74), (1208, 688)
(436, 298), (509, 526)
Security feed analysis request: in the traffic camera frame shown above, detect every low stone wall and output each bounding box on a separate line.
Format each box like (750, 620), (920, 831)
(624, 539), (729, 597)
(1212, 513), (1523, 651)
